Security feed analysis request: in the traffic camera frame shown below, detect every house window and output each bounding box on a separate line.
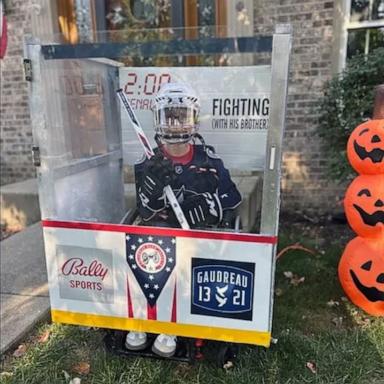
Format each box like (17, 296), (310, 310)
(101, 0), (227, 65)
(334, 0), (384, 72)
(347, 0), (384, 57)
(103, 0), (225, 39)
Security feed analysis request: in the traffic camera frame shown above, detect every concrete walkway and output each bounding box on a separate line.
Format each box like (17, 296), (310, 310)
(0, 223), (50, 355)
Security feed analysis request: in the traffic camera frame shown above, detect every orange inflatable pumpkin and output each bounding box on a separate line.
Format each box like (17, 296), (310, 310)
(344, 174), (384, 238)
(347, 120), (384, 175)
(338, 236), (384, 316)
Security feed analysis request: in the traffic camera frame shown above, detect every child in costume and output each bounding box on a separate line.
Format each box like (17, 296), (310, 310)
(125, 82), (242, 357)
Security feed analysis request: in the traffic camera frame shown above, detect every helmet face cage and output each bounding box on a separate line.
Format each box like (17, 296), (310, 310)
(153, 83), (200, 144)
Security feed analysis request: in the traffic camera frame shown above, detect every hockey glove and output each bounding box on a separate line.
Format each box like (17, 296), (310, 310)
(187, 164), (219, 194)
(139, 154), (174, 211)
(181, 192), (223, 228)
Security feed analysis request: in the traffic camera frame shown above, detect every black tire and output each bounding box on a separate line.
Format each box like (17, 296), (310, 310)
(104, 330), (126, 352)
(216, 343), (239, 368)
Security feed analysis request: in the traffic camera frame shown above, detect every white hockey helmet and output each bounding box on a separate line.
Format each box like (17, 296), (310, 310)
(153, 82), (200, 144)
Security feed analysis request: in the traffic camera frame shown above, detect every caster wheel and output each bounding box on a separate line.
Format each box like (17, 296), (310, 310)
(216, 343), (239, 369)
(112, 330), (126, 346)
(104, 330), (126, 353)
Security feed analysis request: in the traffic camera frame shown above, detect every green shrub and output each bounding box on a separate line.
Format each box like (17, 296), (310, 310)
(318, 47), (384, 181)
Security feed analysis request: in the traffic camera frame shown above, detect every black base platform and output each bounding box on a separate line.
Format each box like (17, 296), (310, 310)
(104, 330), (239, 367)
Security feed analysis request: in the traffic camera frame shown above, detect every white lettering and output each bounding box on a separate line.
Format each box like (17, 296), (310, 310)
(196, 269), (248, 288)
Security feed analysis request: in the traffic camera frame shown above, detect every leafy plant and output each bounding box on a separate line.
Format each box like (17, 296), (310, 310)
(318, 47), (384, 181)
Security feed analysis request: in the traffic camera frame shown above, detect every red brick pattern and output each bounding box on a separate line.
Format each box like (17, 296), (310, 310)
(0, 0), (35, 185)
(253, 0), (344, 215)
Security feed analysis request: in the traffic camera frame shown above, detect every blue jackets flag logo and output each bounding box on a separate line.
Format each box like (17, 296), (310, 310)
(191, 258), (255, 320)
(126, 233), (176, 306)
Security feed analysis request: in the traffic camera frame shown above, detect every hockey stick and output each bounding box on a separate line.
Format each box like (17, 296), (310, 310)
(117, 89), (190, 230)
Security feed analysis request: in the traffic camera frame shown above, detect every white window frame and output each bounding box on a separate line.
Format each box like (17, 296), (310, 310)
(333, 0), (384, 73)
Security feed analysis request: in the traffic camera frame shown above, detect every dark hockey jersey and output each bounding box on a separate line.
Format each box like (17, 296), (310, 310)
(134, 144), (242, 223)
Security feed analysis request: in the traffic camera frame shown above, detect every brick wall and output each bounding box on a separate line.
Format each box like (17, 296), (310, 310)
(0, 0), (345, 216)
(254, 0), (345, 216)
(0, 0), (34, 185)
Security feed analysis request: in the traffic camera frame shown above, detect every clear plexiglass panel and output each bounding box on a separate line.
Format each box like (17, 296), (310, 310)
(27, 26), (288, 236)
(28, 51), (125, 223)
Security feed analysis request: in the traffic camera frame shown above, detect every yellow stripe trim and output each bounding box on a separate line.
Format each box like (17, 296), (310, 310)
(51, 310), (271, 347)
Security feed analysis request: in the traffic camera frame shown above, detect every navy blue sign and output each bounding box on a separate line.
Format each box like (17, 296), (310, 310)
(126, 233), (176, 307)
(191, 258), (254, 320)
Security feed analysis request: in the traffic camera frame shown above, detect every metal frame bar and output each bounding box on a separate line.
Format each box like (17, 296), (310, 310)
(41, 35), (273, 60)
(49, 150), (122, 180)
(260, 25), (292, 330)
(24, 43), (57, 219)
(260, 25), (291, 236)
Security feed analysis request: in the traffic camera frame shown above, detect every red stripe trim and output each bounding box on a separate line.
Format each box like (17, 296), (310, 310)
(171, 281), (177, 323)
(41, 220), (277, 244)
(126, 278), (134, 318)
(147, 304), (157, 320)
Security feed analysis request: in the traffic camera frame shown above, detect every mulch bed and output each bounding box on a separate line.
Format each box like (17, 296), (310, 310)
(279, 212), (354, 246)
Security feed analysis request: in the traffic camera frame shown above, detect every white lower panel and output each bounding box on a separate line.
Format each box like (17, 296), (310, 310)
(43, 226), (274, 334)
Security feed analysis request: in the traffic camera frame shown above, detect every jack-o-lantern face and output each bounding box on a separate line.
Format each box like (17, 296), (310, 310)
(344, 174), (384, 238)
(347, 120), (384, 175)
(338, 236), (384, 316)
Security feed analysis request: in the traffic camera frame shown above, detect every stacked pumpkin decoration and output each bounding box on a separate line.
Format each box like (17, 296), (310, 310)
(340, 119), (384, 316)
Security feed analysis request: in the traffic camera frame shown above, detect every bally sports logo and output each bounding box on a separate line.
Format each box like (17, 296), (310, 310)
(57, 245), (114, 304)
(191, 258), (255, 321)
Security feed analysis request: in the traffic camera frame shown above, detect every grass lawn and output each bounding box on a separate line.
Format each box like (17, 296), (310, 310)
(1, 221), (383, 384)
